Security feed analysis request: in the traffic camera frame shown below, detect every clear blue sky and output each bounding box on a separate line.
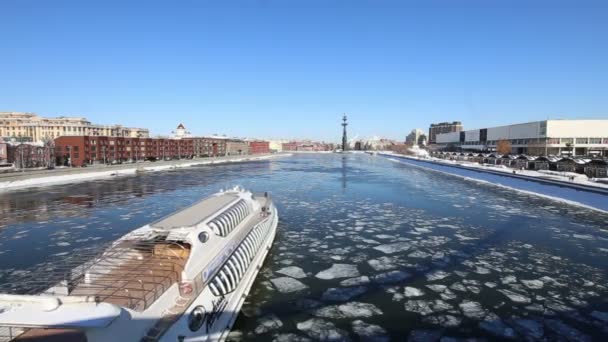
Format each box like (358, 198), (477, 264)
(1, 0), (606, 142)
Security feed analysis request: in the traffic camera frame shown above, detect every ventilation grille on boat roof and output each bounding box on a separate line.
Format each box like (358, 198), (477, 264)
(207, 200), (250, 237)
(208, 215), (274, 297)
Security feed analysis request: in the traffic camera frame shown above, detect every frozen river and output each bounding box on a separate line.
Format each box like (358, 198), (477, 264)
(0, 153), (607, 340)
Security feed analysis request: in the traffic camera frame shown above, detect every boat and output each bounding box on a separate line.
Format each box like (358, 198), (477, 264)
(0, 186), (279, 342)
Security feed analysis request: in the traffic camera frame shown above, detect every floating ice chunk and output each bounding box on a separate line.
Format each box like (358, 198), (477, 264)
(404, 300), (434, 316)
(373, 242), (411, 254)
(423, 314), (462, 328)
(484, 282), (497, 288)
(432, 300), (453, 312)
(449, 282), (467, 292)
(572, 234), (593, 240)
(270, 277), (308, 293)
(479, 319), (517, 339)
(296, 318), (350, 341)
(368, 256), (398, 271)
(321, 286), (367, 301)
(351, 320), (389, 342)
(404, 287), (425, 297)
(501, 275), (517, 284)
(254, 314), (283, 334)
(376, 234), (395, 239)
(314, 302), (382, 319)
(454, 234), (478, 241)
(521, 279), (544, 290)
(56, 242), (71, 247)
(315, 264), (360, 280)
(459, 301), (487, 320)
(498, 289), (531, 304)
(426, 284), (447, 293)
(276, 266), (307, 279)
(340, 276), (370, 287)
(408, 250), (432, 258)
(373, 270), (410, 284)
(474, 267), (491, 275)
(426, 270), (449, 281)
(512, 319), (544, 340)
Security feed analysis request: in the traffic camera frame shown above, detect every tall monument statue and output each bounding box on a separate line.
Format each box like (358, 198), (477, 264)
(341, 113), (348, 151)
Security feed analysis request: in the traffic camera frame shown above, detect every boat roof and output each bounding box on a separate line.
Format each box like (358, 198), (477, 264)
(151, 192), (239, 230)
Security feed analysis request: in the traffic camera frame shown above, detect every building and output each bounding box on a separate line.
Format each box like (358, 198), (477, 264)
(434, 119), (608, 157)
(282, 141), (298, 151)
(0, 138), (8, 164)
(248, 141), (270, 154)
(0, 112), (149, 143)
(171, 123), (191, 139)
(406, 129), (427, 146)
(226, 139), (249, 155)
(54, 136), (227, 167)
(428, 121), (463, 144)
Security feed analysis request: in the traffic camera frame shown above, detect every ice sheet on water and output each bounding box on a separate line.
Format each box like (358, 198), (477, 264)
(404, 287), (425, 297)
(373, 270), (410, 284)
(423, 314), (462, 328)
(449, 282), (467, 292)
(296, 318), (350, 342)
(459, 301), (487, 320)
(404, 300), (434, 316)
(497, 289), (531, 304)
(315, 264), (360, 280)
(367, 256), (398, 271)
(270, 277), (309, 293)
(272, 333), (312, 342)
(276, 266), (307, 279)
(351, 320), (389, 342)
(321, 286), (368, 301)
(340, 276), (370, 287)
(426, 284), (447, 293)
(408, 250), (432, 258)
(314, 302), (383, 319)
(501, 275), (517, 284)
(373, 242), (411, 254)
(426, 270), (450, 281)
(254, 314), (283, 334)
(521, 279), (544, 289)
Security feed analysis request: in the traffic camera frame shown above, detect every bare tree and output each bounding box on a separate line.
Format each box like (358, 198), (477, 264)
(496, 139), (512, 155)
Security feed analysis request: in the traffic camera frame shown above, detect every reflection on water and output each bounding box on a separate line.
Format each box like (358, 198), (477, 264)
(0, 154), (607, 340)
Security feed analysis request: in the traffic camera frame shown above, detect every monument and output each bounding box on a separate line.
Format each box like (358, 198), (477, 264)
(341, 113), (348, 151)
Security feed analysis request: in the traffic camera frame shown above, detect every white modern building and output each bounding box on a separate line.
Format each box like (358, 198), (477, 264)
(406, 129), (427, 146)
(435, 119), (608, 157)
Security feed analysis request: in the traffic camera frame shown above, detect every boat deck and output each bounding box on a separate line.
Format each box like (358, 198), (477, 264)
(151, 193), (239, 230)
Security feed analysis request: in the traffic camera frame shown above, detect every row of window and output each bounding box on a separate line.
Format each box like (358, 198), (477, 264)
(459, 138), (608, 146)
(208, 215), (274, 297)
(208, 200), (251, 237)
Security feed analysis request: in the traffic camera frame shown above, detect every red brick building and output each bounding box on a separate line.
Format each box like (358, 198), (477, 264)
(282, 142), (298, 151)
(54, 136), (227, 167)
(248, 140), (270, 154)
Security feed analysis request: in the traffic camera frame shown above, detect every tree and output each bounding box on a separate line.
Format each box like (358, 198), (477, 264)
(496, 139), (512, 155)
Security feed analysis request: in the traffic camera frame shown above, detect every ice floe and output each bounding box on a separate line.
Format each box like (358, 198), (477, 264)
(254, 314), (283, 334)
(315, 264), (360, 280)
(497, 289), (531, 304)
(459, 301), (487, 320)
(314, 302), (383, 319)
(276, 266), (307, 279)
(296, 318), (350, 341)
(351, 320), (389, 342)
(404, 286), (425, 297)
(367, 256), (398, 271)
(372, 270), (410, 284)
(373, 242), (411, 254)
(270, 277), (308, 293)
(340, 276), (370, 287)
(425, 270), (450, 281)
(521, 279), (544, 289)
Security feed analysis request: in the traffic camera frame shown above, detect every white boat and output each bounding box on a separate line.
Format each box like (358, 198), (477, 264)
(0, 186), (278, 342)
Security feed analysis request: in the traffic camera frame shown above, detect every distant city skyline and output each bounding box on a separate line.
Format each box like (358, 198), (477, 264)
(1, 0), (607, 141)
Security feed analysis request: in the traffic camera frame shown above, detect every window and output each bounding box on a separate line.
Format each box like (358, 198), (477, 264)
(547, 138), (560, 144)
(576, 138), (588, 144)
(589, 138), (601, 144)
(561, 138), (574, 144)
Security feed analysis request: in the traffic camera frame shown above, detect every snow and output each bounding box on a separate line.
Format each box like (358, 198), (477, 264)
(296, 318), (350, 341)
(270, 277), (308, 293)
(314, 302), (383, 319)
(321, 286), (368, 301)
(315, 264), (360, 280)
(276, 266), (307, 279)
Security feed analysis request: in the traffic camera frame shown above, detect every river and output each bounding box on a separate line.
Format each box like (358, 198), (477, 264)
(0, 153), (606, 340)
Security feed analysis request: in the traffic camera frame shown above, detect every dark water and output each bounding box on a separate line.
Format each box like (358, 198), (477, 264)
(0, 154), (607, 341)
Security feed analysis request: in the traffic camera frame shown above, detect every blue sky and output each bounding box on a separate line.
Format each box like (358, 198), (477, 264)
(1, 0), (606, 141)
